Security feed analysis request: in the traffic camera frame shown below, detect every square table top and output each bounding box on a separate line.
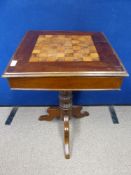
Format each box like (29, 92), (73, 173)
(3, 31), (128, 78)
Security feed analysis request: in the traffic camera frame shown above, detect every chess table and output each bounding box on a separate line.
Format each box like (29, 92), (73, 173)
(3, 31), (128, 159)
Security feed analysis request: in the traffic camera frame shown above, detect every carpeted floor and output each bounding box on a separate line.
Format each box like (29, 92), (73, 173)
(0, 106), (131, 175)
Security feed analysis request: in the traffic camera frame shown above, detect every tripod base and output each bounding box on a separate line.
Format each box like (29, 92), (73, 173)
(39, 106), (89, 121)
(39, 91), (89, 159)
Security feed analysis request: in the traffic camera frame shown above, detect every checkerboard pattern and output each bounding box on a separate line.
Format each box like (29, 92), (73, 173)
(29, 35), (100, 62)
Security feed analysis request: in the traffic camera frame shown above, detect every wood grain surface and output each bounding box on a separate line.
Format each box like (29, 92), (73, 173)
(8, 76), (123, 90)
(29, 34), (99, 62)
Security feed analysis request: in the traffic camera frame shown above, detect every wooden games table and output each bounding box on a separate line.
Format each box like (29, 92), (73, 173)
(3, 31), (128, 159)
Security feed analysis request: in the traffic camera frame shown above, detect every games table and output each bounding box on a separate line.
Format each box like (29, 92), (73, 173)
(3, 31), (128, 159)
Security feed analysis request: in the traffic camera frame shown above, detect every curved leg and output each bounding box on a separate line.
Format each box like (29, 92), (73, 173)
(64, 115), (70, 159)
(39, 107), (60, 121)
(72, 106), (89, 118)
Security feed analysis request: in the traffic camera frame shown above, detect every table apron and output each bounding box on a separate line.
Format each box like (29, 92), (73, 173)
(7, 76), (123, 90)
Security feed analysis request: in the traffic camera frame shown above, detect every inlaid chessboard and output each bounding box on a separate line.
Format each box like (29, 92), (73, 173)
(4, 31), (127, 80)
(29, 35), (100, 62)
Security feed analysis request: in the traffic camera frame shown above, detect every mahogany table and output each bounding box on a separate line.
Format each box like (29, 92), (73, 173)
(3, 31), (128, 159)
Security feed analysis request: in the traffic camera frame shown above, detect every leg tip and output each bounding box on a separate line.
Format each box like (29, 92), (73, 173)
(65, 154), (70, 159)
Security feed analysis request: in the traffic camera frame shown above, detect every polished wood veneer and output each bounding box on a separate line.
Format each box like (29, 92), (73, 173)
(8, 76), (123, 90)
